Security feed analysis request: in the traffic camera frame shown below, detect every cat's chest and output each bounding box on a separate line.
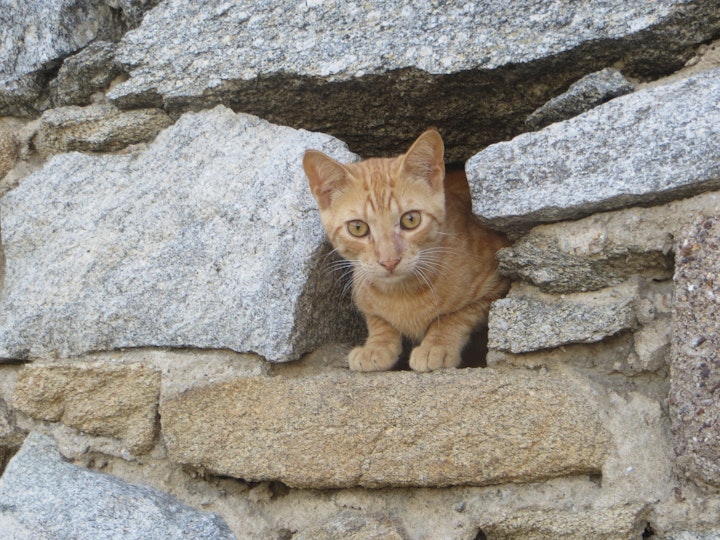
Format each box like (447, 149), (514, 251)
(355, 284), (439, 340)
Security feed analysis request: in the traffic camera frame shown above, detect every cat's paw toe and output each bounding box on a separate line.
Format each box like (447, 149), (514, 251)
(409, 345), (461, 372)
(348, 346), (398, 372)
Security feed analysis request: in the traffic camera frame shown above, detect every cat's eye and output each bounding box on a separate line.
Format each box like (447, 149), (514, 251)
(400, 211), (422, 230)
(347, 220), (370, 237)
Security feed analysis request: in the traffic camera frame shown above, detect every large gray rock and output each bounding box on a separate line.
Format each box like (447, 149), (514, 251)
(0, 432), (235, 539)
(0, 106), (362, 361)
(670, 216), (720, 488)
(468, 69), (720, 234)
(108, 0), (720, 160)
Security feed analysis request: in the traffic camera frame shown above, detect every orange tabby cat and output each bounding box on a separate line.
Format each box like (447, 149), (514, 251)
(303, 129), (509, 372)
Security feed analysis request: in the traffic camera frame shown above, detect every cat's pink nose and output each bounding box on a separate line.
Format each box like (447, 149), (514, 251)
(379, 258), (401, 273)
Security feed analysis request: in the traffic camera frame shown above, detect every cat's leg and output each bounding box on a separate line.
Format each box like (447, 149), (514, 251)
(349, 315), (402, 372)
(409, 302), (490, 372)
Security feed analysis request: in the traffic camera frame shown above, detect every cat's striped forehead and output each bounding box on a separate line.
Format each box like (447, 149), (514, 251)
(348, 157), (403, 214)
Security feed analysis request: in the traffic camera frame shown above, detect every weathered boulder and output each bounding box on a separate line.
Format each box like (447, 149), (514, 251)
(0, 106), (363, 361)
(161, 368), (610, 489)
(670, 216), (720, 488)
(496, 191), (720, 293)
(13, 362), (161, 454)
(468, 69), (720, 234)
(0, 432), (235, 539)
(108, 0), (720, 160)
(488, 281), (640, 354)
(34, 104), (173, 156)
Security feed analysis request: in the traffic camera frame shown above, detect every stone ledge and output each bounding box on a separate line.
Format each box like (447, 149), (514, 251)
(161, 368), (610, 489)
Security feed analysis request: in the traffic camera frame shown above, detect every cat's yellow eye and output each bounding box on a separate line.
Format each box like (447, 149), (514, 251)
(400, 211), (422, 230)
(347, 220), (370, 237)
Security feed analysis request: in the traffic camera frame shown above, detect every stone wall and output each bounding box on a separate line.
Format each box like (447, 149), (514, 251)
(1, 2), (719, 539)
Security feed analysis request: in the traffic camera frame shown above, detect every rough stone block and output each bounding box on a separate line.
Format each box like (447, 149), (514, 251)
(497, 191), (720, 293)
(48, 41), (122, 108)
(12, 362), (160, 454)
(525, 68), (635, 130)
(669, 216), (720, 488)
(479, 504), (647, 540)
(0, 432), (235, 539)
(468, 70), (720, 234)
(0, 106), (363, 362)
(488, 281), (640, 354)
(107, 1), (720, 160)
(34, 104), (173, 156)
(161, 368), (610, 489)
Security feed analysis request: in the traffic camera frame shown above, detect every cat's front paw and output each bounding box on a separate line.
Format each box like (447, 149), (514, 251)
(409, 344), (461, 372)
(348, 346), (398, 372)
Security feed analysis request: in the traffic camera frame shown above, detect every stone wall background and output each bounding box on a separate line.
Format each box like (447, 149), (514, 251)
(1, 1), (720, 539)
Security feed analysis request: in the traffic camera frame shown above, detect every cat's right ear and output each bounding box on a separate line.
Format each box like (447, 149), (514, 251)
(303, 150), (349, 210)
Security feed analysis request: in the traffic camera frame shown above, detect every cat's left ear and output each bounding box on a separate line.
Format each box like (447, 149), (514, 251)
(303, 150), (350, 210)
(401, 129), (445, 192)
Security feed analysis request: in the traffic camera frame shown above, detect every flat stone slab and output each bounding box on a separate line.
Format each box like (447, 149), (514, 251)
(106, 1), (720, 160)
(468, 69), (720, 234)
(161, 368), (610, 489)
(13, 362), (161, 454)
(497, 191), (720, 294)
(488, 281), (640, 354)
(670, 216), (720, 488)
(0, 432), (235, 540)
(0, 106), (362, 361)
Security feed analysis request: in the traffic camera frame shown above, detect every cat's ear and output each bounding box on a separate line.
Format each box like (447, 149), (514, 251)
(401, 129), (445, 192)
(303, 150), (350, 210)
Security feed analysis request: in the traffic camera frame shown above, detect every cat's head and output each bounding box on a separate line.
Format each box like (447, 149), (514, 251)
(303, 129), (446, 285)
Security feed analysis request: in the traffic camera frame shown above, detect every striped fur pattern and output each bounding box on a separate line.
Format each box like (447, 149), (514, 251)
(303, 130), (509, 372)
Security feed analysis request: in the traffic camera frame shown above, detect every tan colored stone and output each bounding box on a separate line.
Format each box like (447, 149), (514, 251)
(34, 104), (173, 156)
(13, 362), (160, 454)
(161, 368), (610, 489)
(480, 503), (647, 540)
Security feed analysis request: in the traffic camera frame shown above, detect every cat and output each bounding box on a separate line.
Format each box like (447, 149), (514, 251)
(303, 129), (510, 372)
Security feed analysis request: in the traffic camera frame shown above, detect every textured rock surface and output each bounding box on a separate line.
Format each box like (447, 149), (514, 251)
(161, 368), (609, 489)
(34, 104), (173, 156)
(488, 281), (640, 354)
(525, 68), (635, 130)
(13, 362), (160, 454)
(0, 432), (235, 540)
(480, 504), (647, 540)
(670, 216), (720, 488)
(0, 118), (23, 180)
(108, 0), (720, 160)
(497, 191), (720, 293)
(47, 41), (123, 108)
(294, 513), (408, 540)
(0, 1), (123, 116)
(468, 70), (720, 233)
(0, 106), (363, 361)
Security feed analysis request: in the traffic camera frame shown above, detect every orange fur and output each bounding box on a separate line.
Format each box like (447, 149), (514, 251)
(303, 130), (509, 372)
